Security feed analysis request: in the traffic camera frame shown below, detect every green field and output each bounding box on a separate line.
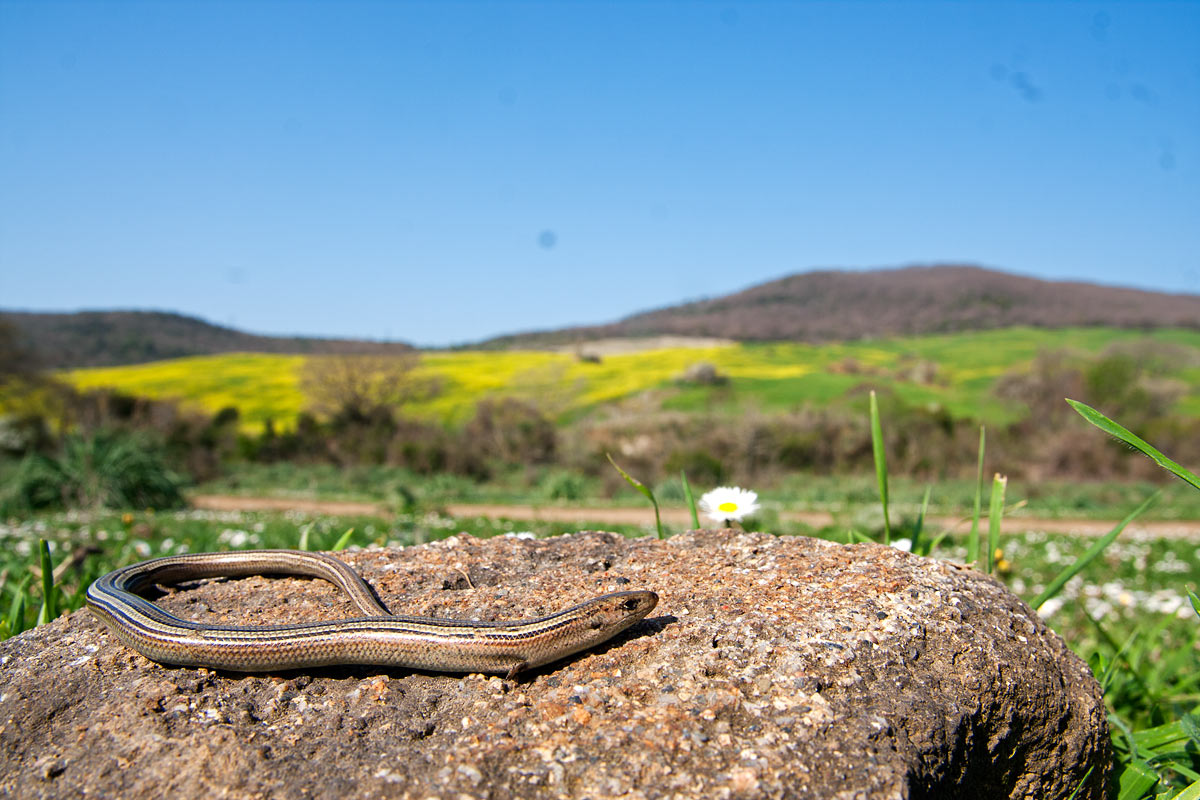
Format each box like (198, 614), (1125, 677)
(58, 326), (1200, 431)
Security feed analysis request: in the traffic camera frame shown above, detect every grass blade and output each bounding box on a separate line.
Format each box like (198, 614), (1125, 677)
(332, 528), (355, 551)
(297, 523), (312, 551)
(986, 474), (1006, 574)
(607, 453), (664, 539)
(1067, 399), (1200, 491)
(967, 426), (985, 566)
(1179, 713), (1200, 746)
(1133, 711), (1200, 751)
(1116, 760), (1158, 800)
(869, 391), (891, 545)
(681, 470), (700, 529)
(1064, 765), (1094, 800)
(1030, 492), (1159, 610)
(36, 539), (56, 626)
(1168, 777), (1200, 800)
(6, 584), (27, 637)
(846, 529), (875, 544)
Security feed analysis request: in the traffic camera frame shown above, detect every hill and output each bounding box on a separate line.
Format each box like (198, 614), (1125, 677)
(0, 310), (413, 369)
(481, 265), (1200, 347)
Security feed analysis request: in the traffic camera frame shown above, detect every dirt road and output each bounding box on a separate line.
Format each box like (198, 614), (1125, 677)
(189, 495), (1200, 539)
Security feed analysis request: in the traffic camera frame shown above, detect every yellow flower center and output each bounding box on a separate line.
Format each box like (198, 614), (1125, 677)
(718, 501), (739, 513)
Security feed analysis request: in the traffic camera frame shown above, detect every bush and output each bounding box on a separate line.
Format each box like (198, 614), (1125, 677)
(463, 399), (557, 466)
(539, 469), (588, 501)
(664, 448), (727, 487)
(0, 429), (185, 515)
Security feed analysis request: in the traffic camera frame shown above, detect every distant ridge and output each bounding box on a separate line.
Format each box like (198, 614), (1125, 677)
(1, 310), (413, 369)
(481, 265), (1200, 347)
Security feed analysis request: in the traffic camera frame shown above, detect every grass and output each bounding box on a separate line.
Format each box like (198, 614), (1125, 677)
(48, 326), (1200, 431)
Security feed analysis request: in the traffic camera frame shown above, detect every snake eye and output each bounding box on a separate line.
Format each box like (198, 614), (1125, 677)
(621, 598), (641, 611)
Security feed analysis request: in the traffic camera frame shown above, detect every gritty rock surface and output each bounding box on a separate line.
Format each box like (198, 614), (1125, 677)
(0, 530), (1108, 799)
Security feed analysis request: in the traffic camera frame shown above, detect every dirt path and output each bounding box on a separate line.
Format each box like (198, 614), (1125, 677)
(189, 495), (1200, 538)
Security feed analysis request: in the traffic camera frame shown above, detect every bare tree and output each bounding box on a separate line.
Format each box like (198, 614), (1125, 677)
(300, 353), (436, 421)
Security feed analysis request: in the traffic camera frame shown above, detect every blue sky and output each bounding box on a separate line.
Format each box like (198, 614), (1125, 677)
(1, 1), (1197, 346)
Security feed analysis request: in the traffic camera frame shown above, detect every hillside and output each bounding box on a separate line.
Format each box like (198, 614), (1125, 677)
(9, 266), (1200, 368)
(59, 328), (1200, 431)
(0, 310), (413, 369)
(481, 265), (1200, 347)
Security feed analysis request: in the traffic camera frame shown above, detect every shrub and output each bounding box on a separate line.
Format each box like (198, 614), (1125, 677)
(463, 399), (557, 466)
(539, 469), (589, 501)
(0, 429), (185, 515)
(664, 448), (727, 487)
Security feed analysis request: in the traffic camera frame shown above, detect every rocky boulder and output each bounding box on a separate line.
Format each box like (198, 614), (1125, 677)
(0, 530), (1108, 799)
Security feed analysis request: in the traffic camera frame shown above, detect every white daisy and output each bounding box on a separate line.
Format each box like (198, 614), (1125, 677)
(698, 486), (759, 524)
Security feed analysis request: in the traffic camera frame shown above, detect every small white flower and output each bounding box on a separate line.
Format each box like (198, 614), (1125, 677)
(698, 486), (760, 523)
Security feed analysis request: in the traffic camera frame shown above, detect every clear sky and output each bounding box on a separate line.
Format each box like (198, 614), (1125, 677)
(1, 1), (1197, 346)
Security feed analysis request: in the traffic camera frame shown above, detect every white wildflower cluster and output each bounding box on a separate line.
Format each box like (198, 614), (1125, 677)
(218, 528), (260, 548)
(1038, 576), (1195, 621)
(421, 512), (459, 531)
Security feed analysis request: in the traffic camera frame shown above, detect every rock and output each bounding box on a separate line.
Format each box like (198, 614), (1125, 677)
(677, 361), (729, 385)
(0, 531), (1107, 799)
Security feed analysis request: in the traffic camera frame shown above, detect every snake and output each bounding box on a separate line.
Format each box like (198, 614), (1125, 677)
(85, 549), (658, 677)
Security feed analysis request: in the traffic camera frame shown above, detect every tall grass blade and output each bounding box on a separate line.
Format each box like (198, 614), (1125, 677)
(1116, 760), (1159, 800)
(607, 453), (664, 539)
(1030, 492), (1159, 610)
(1063, 765), (1094, 800)
(297, 523), (312, 552)
(986, 474), (1006, 574)
(1132, 718), (1195, 755)
(869, 391), (891, 544)
(681, 471), (700, 529)
(967, 426), (985, 565)
(6, 585), (27, 637)
(1189, 590), (1200, 619)
(36, 539), (56, 626)
(332, 528), (355, 551)
(1067, 399), (1200, 491)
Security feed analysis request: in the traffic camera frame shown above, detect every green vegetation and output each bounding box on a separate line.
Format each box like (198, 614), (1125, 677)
(0, 429), (186, 517)
(54, 327), (1200, 431)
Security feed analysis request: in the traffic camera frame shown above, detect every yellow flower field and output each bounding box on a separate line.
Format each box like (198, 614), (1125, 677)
(47, 327), (1200, 432)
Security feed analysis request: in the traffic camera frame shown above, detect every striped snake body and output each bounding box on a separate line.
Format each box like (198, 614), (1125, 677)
(86, 549), (657, 677)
